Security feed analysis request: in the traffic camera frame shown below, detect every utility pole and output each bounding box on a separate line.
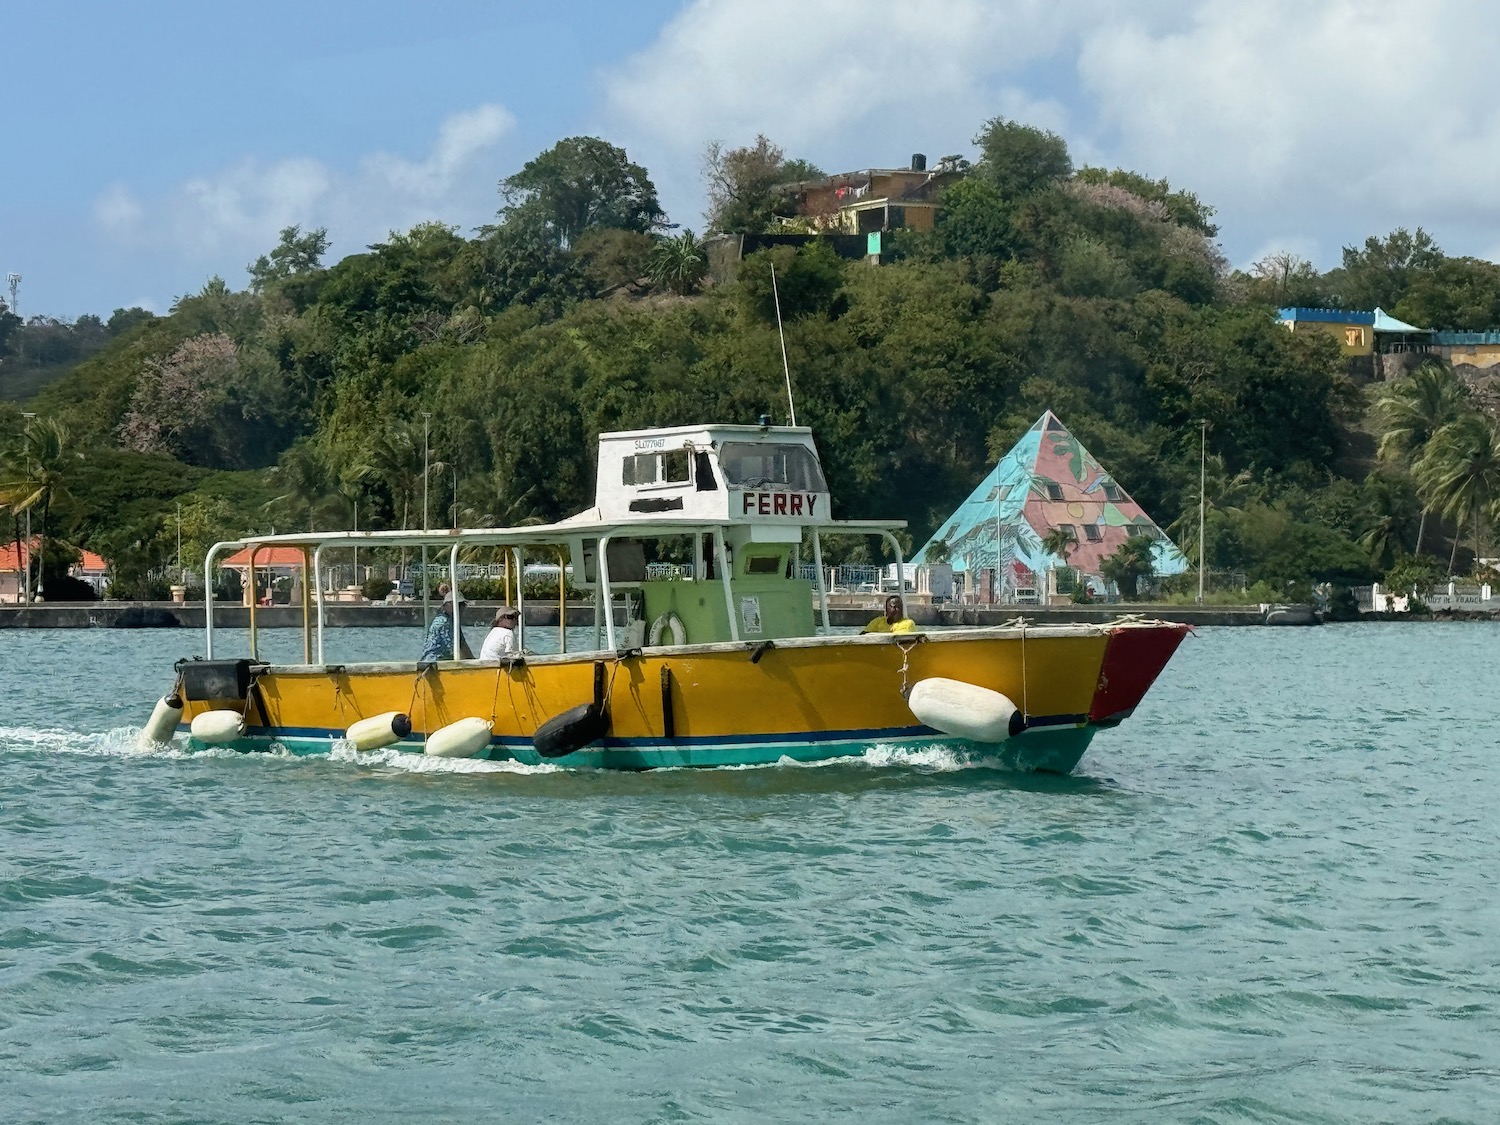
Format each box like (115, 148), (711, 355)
(5, 274), (18, 316)
(1197, 420), (1207, 605)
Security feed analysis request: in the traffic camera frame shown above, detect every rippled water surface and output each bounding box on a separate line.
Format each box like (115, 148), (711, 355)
(2, 623), (1497, 1123)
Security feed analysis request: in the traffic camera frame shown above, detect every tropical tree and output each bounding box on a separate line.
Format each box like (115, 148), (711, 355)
(498, 136), (664, 248)
(1376, 362), (1468, 554)
(247, 225), (330, 292)
(702, 135), (822, 234)
(1040, 525), (1076, 596)
(0, 416), (77, 599)
(1099, 533), (1156, 600)
(264, 442), (334, 530)
(647, 230), (708, 295)
(1414, 411), (1500, 574)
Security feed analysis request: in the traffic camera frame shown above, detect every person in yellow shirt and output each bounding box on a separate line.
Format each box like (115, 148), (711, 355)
(864, 594), (916, 633)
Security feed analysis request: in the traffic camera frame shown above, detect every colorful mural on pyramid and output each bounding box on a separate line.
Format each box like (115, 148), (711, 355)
(912, 411), (1189, 594)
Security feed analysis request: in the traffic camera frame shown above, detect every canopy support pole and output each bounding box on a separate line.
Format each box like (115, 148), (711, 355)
(811, 531), (830, 634)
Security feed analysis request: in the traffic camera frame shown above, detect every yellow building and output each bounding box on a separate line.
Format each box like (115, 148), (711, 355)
(784, 154), (962, 236)
(1277, 307), (1376, 356)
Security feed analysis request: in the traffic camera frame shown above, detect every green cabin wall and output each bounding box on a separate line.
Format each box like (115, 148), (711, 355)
(637, 544), (815, 643)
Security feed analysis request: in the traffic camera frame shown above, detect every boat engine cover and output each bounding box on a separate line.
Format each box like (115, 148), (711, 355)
(178, 659), (256, 702)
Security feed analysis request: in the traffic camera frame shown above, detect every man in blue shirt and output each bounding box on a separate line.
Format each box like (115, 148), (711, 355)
(418, 585), (472, 667)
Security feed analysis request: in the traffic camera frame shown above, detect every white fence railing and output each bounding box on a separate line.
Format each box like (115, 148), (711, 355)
(1361, 582), (1495, 612)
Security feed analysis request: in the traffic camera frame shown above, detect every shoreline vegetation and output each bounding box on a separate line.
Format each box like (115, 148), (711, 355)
(5, 119), (1500, 609)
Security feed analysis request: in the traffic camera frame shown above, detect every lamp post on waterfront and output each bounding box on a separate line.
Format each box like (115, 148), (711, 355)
(176, 502), (182, 585)
(421, 411), (432, 623)
(1197, 420), (1207, 605)
(21, 412), (35, 606)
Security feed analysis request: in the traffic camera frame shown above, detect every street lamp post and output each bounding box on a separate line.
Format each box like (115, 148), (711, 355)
(21, 412), (35, 606)
(1197, 420), (1207, 605)
(421, 412), (432, 623)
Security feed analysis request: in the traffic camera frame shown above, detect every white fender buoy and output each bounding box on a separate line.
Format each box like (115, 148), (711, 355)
(191, 709), (246, 745)
(346, 711), (413, 751)
(907, 678), (1024, 744)
(647, 611), (687, 646)
(137, 693), (184, 749)
(424, 716), (493, 758)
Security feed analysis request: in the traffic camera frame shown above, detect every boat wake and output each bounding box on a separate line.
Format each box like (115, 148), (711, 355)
(325, 742), (561, 776)
(0, 725), (242, 760)
(2, 726), (1015, 779)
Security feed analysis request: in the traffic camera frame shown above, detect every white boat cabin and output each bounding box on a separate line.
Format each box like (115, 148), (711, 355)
(566, 424), (850, 646)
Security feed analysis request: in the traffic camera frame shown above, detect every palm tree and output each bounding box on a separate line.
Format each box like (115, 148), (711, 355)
(264, 442), (332, 530)
(0, 427), (26, 601)
(361, 422), (424, 532)
(647, 230), (708, 295)
(1040, 525), (1076, 600)
(1355, 473), (1421, 571)
(0, 417), (76, 600)
(1376, 362), (1468, 555)
(1413, 411), (1500, 575)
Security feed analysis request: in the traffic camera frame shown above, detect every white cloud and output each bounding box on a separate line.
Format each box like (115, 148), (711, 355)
(605, 0), (1500, 265)
(602, 0), (1101, 228)
(92, 104), (515, 277)
(92, 183), (145, 239)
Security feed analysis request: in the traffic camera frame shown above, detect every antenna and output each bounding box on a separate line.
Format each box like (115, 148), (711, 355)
(5, 274), (18, 315)
(769, 263), (797, 427)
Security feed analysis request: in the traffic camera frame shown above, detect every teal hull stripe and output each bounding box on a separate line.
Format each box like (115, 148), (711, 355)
(176, 715), (1090, 748)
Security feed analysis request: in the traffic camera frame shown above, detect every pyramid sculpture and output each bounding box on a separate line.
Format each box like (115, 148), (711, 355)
(913, 410), (1189, 592)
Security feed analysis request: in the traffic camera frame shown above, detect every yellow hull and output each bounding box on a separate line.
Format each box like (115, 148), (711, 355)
(176, 628), (1121, 771)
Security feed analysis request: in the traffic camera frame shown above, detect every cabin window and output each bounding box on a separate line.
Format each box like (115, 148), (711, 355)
(744, 554), (782, 575)
(1083, 524), (1103, 542)
(622, 454), (659, 486)
(662, 449), (691, 484)
(694, 451), (718, 492)
(720, 442), (827, 492)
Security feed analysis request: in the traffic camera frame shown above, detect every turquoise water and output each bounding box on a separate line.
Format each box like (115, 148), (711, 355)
(1, 624), (1497, 1122)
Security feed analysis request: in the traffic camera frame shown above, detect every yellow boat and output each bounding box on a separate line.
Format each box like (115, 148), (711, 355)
(147, 423), (1188, 773)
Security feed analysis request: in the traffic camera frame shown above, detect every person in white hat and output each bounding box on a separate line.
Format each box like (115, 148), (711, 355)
(480, 606), (519, 661)
(419, 582), (473, 666)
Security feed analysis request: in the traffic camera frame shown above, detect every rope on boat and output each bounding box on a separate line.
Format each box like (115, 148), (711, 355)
(895, 635), (925, 698)
(488, 664), (505, 726)
(1020, 619), (1028, 721)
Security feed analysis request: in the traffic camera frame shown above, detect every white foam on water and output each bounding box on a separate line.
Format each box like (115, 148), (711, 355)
(325, 741), (561, 776)
(853, 743), (980, 771)
(0, 725), (241, 761)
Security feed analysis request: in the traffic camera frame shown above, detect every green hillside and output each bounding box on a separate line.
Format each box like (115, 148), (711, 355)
(4, 121), (1498, 601)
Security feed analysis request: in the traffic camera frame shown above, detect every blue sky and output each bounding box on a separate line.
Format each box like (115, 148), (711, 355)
(7, 0), (1500, 319)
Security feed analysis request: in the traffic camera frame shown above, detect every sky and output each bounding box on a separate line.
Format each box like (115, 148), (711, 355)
(7, 0), (1500, 319)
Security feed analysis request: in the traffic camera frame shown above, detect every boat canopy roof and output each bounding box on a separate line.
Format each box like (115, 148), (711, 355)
(211, 514), (905, 555)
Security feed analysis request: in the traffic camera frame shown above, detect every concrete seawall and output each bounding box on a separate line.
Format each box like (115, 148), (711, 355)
(0, 601), (1318, 629)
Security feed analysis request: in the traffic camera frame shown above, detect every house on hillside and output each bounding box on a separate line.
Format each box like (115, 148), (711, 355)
(1277, 306), (1434, 379)
(705, 153), (966, 280)
(781, 153), (965, 239)
(911, 411), (1188, 601)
